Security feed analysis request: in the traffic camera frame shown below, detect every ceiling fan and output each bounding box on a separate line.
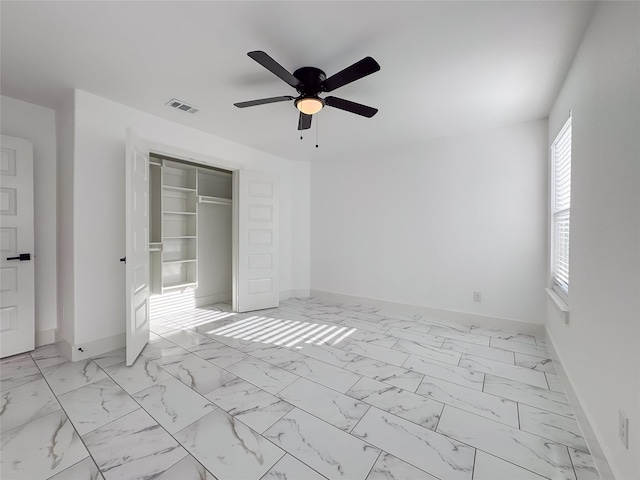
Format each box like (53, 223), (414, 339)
(234, 51), (380, 130)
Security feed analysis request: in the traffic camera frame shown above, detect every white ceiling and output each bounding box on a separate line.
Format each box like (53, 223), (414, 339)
(1, 1), (595, 161)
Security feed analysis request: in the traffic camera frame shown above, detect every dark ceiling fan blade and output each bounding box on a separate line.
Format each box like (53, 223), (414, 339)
(234, 96), (294, 108)
(324, 96), (378, 118)
(298, 112), (312, 130)
(321, 57), (380, 92)
(247, 51), (301, 88)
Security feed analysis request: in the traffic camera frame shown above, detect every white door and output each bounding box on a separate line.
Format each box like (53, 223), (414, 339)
(0, 135), (35, 358)
(125, 130), (150, 365)
(234, 170), (279, 313)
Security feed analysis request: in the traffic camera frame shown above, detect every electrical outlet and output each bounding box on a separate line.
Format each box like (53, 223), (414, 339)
(473, 291), (482, 302)
(619, 410), (629, 449)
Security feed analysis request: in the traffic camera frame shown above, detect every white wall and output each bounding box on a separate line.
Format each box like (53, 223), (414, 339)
(69, 90), (310, 347)
(311, 119), (548, 325)
(546, 3), (640, 479)
(196, 203), (232, 305)
(1, 96), (58, 345)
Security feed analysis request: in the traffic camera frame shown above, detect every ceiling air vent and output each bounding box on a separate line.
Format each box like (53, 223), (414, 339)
(166, 98), (199, 114)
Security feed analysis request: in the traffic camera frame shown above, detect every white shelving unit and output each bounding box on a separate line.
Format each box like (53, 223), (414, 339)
(148, 157), (233, 297)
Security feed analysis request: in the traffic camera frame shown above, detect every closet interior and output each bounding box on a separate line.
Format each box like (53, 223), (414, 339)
(148, 154), (233, 309)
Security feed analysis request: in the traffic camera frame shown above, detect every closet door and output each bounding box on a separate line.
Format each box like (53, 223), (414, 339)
(125, 130), (150, 365)
(235, 170), (279, 312)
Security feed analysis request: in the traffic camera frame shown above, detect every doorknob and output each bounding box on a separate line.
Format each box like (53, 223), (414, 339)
(6, 253), (31, 261)
(120, 256), (126, 264)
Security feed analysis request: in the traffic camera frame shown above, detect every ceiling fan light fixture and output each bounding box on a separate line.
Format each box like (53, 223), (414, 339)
(295, 96), (324, 115)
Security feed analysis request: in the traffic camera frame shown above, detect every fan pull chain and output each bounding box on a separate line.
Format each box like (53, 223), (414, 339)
(315, 114), (319, 148)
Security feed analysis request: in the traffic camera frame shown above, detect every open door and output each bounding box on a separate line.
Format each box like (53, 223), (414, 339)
(234, 170), (279, 313)
(125, 130), (150, 365)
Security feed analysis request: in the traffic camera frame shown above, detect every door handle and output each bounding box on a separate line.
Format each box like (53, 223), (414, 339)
(6, 253), (31, 261)
(120, 256), (126, 264)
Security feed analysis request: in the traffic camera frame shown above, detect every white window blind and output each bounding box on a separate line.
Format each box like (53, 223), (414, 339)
(551, 115), (571, 299)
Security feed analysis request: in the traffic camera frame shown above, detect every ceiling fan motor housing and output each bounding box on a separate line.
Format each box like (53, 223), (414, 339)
(293, 67), (326, 97)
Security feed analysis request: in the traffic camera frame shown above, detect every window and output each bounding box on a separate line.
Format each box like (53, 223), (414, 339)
(551, 114), (571, 300)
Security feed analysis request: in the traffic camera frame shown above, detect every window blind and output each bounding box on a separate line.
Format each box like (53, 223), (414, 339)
(551, 116), (571, 298)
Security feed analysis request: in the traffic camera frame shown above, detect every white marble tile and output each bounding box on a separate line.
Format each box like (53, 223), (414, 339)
(490, 338), (550, 357)
(440, 338), (515, 364)
(280, 356), (362, 393)
(515, 352), (557, 373)
(48, 456), (104, 480)
(459, 354), (548, 389)
(546, 372), (565, 393)
(30, 343), (69, 368)
(175, 408), (284, 480)
(436, 406), (576, 480)
(279, 377), (369, 431)
(225, 357), (298, 394)
(249, 344), (305, 366)
(262, 453), (326, 480)
(346, 329), (398, 348)
(91, 348), (126, 368)
(0, 378), (61, 433)
(403, 354), (485, 390)
(57, 377), (139, 436)
(416, 375), (519, 427)
(519, 404), (589, 453)
(41, 359), (108, 396)
(161, 329), (216, 349)
(341, 318), (390, 335)
(347, 377), (442, 430)
(190, 340), (248, 368)
(468, 327), (537, 344)
(344, 355), (424, 392)
(367, 452), (438, 480)
(392, 339), (461, 365)
(162, 352), (236, 395)
(351, 407), (474, 480)
(472, 450), (546, 480)
(341, 340), (409, 367)
(83, 408), (187, 480)
(569, 448), (600, 480)
(103, 356), (172, 395)
(149, 318), (183, 335)
(133, 376), (217, 434)
(293, 342), (358, 367)
(155, 455), (215, 480)
(0, 410), (89, 480)
(264, 408), (380, 480)
(427, 326), (490, 345)
(0, 353), (43, 391)
(483, 375), (575, 417)
(206, 377), (293, 433)
(140, 342), (193, 368)
(419, 317), (471, 333)
(386, 327), (445, 348)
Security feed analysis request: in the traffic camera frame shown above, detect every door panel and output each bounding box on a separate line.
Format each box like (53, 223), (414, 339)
(235, 170), (279, 313)
(0, 135), (35, 358)
(125, 130), (150, 365)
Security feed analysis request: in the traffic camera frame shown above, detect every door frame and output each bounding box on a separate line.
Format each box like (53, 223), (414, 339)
(142, 138), (245, 312)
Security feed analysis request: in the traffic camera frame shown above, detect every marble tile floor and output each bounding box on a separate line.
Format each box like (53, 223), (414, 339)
(0, 298), (601, 480)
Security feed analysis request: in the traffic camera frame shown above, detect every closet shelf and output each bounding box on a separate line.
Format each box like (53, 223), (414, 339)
(163, 184), (197, 193)
(163, 259), (196, 265)
(149, 242), (163, 252)
(163, 235), (196, 240)
(164, 211), (197, 216)
(198, 195), (232, 205)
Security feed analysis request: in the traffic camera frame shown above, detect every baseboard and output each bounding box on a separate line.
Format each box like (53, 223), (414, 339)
(195, 292), (232, 308)
(310, 290), (544, 336)
(35, 328), (56, 347)
(280, 289), (311, 302)
(70, 332), (125, 362)
(544, 328), (615, 480)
